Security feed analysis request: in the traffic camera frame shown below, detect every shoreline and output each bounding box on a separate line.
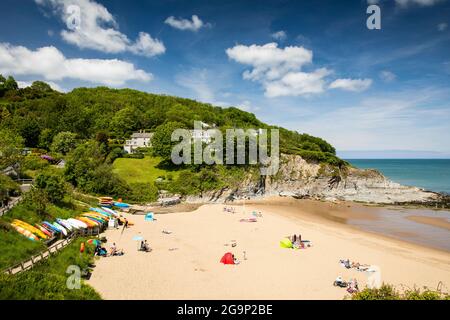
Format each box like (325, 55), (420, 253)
(88, 198), (450, 300)
(224, 196), (450, 254)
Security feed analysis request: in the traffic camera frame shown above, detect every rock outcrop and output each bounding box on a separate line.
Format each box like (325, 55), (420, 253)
(185, 154), (444, 206)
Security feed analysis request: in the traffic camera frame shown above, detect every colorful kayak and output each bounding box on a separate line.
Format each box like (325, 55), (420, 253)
(88, 211), (110, 220)
(12, 220), (48, 239)
(100, 207), (119, 217)
(52, 222), (68, 236)
(56, 218), (74, 231)
(90, 207), (111, 215)
(42, 221), (61, 233)
(42, 221), (60, 234)
(87, 211), (109, 220)
(11, 224), (39, 241)
(83, 217), (102, 226)
(114, 202), (130, 208)
(67, 218), (88, 229)
(63, 219), (81, 230)
(82, 215), (105, 224)
(76, 217), (98, 228)
(35, 224), (53, 237)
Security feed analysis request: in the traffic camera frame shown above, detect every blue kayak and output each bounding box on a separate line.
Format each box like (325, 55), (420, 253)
(114, 202), (130, 208)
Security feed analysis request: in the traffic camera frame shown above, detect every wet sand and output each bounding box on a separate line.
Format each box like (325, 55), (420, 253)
(88, 199), (450, 300)
(407, 216), (450, 231)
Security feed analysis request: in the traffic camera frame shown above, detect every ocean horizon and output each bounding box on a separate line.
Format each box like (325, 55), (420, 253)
(346, 159), (450, 194)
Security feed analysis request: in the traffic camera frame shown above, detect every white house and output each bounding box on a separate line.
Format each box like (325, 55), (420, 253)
(124, 131), (154, 154)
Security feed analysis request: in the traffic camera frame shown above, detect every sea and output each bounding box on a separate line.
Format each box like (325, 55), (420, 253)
(346, 159), (450, 194)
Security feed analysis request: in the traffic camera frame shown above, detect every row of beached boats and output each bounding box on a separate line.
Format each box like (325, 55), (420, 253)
(10, 207), (121, 242)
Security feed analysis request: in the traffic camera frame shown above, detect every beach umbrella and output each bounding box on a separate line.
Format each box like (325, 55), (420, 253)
(87, 239), (101, 246)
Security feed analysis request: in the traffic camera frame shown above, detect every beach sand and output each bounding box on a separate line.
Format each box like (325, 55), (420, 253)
(88, 199), (450, 300)
(407, 216), (450, 231)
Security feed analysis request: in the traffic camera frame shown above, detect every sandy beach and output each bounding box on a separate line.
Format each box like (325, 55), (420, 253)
(88, 198), (450, 300)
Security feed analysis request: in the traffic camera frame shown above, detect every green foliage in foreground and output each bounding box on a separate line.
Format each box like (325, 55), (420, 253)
(0, 272), (100, 300)
(0, 194), (85, 269)
(0, 238), (101, 300)
(351, 284), (449, 300)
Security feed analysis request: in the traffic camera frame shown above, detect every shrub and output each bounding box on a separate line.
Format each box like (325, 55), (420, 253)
(351, 284), (449, 300)
(35, 170), (67, 204)
(127, 183), (159, 203)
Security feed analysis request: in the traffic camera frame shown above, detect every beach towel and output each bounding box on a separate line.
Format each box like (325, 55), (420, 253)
(239, 217), (257, 223)
(280, 238), (293, 249)
(220, 252), (235, 265)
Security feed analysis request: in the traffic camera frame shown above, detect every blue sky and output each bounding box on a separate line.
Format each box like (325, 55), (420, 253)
(0, 0), (449, 157)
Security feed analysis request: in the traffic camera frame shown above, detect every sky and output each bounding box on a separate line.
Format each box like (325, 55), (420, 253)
(0, 0), (449, 158)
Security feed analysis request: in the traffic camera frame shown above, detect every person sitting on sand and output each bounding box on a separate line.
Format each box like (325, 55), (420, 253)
(232, 254), (240, 265)
(140, 240), (151, 252)
(347, 279), (359, 294)
(110, 243), (124, 256)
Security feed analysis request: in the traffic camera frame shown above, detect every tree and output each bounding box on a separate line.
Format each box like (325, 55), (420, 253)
(0, 174), (20, 205)
(38, 128), (54, 150)
(24, 188), (49, 218)
(35, 170), (66, 204)
(110, 106), (141, 137)
(30, 81), (53, 93)
(19, 119), (41, 148)
(95, 131), (109, 154)
(152, 121), (186, 161)
(51, 132), (78, 155)
(0, 129), (24, 170)
(4, 76), (18, 91)
(65, 141), (129, 196)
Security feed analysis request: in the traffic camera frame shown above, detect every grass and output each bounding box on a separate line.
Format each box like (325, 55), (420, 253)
(0, 237), (101, 300)
(0, 195), (86, 270)
(113, 155), (185, 184)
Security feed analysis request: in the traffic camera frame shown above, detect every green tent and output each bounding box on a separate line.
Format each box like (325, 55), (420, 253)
(280, 238), (293, 249)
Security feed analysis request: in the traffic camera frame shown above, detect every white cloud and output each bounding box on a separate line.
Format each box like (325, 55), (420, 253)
(437, 22), (448, 31)
(379, 70), (397, 82)
(226, 43), (369, 97)
(35, 0), (165, 57)
(0, 43), (151, 86)
(271, 31), (287, 41)
(329, 78), (372, 92)
(265, 68), (331, 98)
(237, 100), (260, 113)
(164, 15), (206, 32)
(395, 0), (443, 7)
(287, 89), (450, 152)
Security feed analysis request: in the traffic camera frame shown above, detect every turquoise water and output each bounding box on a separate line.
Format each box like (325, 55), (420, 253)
(346, 159), (450, 194)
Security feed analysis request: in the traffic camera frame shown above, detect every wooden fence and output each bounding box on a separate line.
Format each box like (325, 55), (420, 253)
(0, 197), (22, 217)
(2, 226), (103, 275)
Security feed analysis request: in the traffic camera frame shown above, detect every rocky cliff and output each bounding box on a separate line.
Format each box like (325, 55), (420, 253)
(186, 154), (449, 207)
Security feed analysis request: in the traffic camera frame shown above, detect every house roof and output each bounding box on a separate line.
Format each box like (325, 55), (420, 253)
(131, 132), (153, 139)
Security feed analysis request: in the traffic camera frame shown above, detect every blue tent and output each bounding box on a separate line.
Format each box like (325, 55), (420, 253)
(145, 212), (154, 221)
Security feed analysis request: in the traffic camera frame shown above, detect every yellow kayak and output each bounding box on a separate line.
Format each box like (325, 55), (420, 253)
(12, 219), (48, 239)
(11, 224), (39, 241)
